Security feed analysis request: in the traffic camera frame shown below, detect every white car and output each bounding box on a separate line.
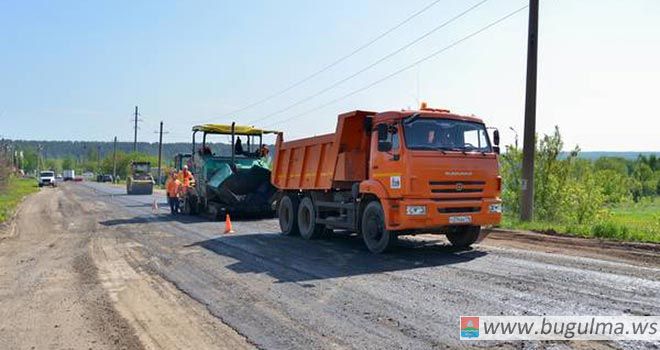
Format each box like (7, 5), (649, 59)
(38, 171), (57, 187)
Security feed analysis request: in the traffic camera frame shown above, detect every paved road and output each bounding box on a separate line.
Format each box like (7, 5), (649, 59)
(5, 182), (659, 349)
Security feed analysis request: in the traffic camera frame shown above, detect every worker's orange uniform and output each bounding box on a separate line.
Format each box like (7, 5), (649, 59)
(178, 169), (195, 188)
(166, 177), (181, 197)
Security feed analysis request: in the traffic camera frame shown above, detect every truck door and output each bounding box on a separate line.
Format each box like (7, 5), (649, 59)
(371, 123), (403, 198)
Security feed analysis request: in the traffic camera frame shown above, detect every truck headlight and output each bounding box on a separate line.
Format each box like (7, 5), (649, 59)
(406, 205), (427, 216)
(489, 203), (502, 213)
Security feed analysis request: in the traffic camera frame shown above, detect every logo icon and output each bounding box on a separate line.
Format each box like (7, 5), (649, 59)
(390, 175), (401, 189)
(455, 182), (464, 192)
(460, 316), (480, 338)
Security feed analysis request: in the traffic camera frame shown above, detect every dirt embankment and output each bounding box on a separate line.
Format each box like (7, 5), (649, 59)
(484, 228), (660, 267)
(0, 188), (143, 349)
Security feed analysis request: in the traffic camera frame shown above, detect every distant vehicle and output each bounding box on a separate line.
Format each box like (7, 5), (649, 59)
(127, 162), (154, 195)
(97, 174), (113, 183)
(56, 174), (63, 180)
(272, 105), (502, 253)
(38, 171), (57, 187)
(63, 169), (75, 181)
(82, 172), (95, 179)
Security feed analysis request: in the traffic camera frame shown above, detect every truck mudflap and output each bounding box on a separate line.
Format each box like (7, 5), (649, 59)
(475, 226), (493, 243)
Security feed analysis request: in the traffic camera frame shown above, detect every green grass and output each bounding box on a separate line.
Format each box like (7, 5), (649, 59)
(501, 197), (660, 244)
(0, 177), (40, 223)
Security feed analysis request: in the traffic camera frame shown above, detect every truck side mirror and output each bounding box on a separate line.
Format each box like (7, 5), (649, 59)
(377, 124), (393, 152)
(493, 129), (500, 146)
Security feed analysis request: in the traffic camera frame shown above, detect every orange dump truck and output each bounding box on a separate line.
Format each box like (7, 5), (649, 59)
(271, 106), (502, 253)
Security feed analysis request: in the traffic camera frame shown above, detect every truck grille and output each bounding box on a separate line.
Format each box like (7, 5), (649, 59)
(429, 180), (485, 194)
(430, 181), (484, 214)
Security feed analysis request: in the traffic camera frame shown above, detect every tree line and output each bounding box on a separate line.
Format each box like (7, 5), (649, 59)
(501, 126), (659, 226)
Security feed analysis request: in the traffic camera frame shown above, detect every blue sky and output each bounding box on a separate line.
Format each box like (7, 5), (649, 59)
(1, 0), (658, 151)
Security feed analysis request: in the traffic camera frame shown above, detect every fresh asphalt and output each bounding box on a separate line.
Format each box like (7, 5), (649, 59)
(68, 181), (659, 349)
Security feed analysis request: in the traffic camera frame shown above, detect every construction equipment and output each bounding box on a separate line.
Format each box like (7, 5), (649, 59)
(271, 106), (502, 253)
(173, 153), (192, 172)
(126, 161), (154, 195)
(181, 123), (278, 218)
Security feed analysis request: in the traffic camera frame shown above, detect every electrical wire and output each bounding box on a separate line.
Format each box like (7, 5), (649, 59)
(265, 5), (529, 128)
(247, 0), (492, 125)
(199, 0), (445, 123)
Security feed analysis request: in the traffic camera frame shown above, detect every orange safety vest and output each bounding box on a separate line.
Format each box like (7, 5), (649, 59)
(179, 170), (194, 187)
(166, 178), (180, 197)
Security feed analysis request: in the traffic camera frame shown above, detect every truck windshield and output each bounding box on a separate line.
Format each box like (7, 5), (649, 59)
(403, 117), (491, 152)
(40, 171), (54, 177)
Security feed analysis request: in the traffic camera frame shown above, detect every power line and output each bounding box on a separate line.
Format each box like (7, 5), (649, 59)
(265, 5), (529, 128)
(248, 0), (491, 125)
(200, 0), (445, 123)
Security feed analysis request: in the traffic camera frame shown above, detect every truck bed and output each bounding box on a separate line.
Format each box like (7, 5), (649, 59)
(271, 110), (375, 190)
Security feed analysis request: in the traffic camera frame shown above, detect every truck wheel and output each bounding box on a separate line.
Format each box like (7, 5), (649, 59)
(297, 197), (324, 240)
(446, 225), (480, 248)
(361, 201), (397, 254)
(278, 194), (299, 236)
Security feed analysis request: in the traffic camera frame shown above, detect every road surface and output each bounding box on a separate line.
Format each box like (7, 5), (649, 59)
(0, 182), (658, 349)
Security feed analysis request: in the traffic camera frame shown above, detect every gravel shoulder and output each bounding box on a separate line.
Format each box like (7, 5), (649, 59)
(0, 186), (253, 350)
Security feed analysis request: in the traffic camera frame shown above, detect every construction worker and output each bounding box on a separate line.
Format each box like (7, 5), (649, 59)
(234, 137), (244, 155)
(165, 171), (181, 214)
(178, 165), (195, 191)
(259, 145), (272, 169)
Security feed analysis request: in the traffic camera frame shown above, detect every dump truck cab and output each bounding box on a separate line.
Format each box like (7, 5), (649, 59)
(183, 123), (278, 217)
(362, 108), (501, 233)
(272, 106), (502, 253)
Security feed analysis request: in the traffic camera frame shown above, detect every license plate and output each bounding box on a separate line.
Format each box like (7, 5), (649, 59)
(449, 215), (472, 224)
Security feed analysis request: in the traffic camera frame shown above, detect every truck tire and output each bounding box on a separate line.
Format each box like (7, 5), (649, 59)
(278, 194), (299, 236)
(297, 197), (324, 240)
(361, 201), (397, 254)
(446, 225), (480, 248)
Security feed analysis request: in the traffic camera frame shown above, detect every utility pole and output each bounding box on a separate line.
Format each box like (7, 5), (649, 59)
(97, 145), (102, 173)
(133, 106), (139, 153)
(37, 144), (43, 172)
(154, 121), (169, 185)
(520, 0), (539, 221)
(112, 137), (117, 183)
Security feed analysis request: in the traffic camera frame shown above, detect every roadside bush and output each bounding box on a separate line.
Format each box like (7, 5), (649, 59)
(499, 127), (659, 242)
(594, 169), (631, 204)
(501, 126), (605, 225)
(591, 222), (629, 240)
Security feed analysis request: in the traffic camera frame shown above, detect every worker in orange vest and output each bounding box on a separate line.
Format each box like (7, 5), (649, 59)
(165, 171), (181, 214)
(178, 165), (195, 191)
